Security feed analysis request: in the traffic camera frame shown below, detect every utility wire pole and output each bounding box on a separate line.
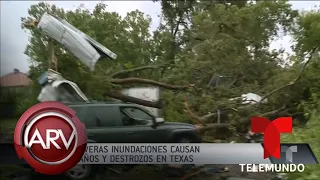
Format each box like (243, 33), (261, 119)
(48, 39), (58, 71)
(23, 18), (58, 71)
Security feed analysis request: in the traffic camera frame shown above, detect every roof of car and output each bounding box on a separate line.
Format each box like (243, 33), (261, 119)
(66, 101), (140, 107)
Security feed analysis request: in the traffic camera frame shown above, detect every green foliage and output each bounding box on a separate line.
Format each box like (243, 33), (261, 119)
(0, 86), (37, 118)
(291, 10), (320, 116)
(162, 91), (191, 123)
(0, 88), (17, 104)
(160, 0), (302, 129)
(20, 3), (320, 179)
(14, 84), (40, 117)
(0, 89), (18, 118)
(23, 2), (157, 99)
(293, 9), (320, 55)
(21, 0), (320, 126)
(281, 111), (320, 180)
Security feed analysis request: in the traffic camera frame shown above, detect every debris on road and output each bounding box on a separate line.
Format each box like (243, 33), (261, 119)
(37, 69), (89, 103)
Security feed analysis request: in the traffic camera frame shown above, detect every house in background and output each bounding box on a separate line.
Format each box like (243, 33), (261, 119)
(0, 68), (32, 94)
(0, 69), (32, 118)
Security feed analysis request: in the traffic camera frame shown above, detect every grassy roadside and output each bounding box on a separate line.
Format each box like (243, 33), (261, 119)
(281, 113), (320, 180)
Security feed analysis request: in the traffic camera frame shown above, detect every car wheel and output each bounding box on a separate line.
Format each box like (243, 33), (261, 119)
(65, 164), (92, 180)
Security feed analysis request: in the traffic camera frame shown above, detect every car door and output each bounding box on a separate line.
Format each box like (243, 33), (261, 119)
(119, 106), (161, 143)
(81, 105), (128, 143)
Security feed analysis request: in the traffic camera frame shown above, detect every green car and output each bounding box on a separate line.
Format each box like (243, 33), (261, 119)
(65, 102), (202, 180)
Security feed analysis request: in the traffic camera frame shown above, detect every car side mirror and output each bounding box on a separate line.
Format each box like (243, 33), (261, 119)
(155, 117), (164, 123)
(151, 118), (163, 129)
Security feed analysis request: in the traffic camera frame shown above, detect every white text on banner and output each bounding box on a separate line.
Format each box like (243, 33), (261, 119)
(78, 143), (271, 164)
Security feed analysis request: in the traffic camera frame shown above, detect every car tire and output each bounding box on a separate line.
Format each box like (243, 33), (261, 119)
(65, 164), (92, 180)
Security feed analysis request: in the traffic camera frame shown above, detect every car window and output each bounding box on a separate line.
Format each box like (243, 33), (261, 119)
(120, 107), (153, 126)
(70, 106), (83, 116)
(83, 106), (122, 127)
(70, 106), (96, 128)
(70, 106), (85, 121)
(78, 106), (97, 128)
(122, 107), (153, 120)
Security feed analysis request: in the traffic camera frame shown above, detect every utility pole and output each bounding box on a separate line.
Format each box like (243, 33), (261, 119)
(23, 18), (58, 71)
(48, 39), (58, 71)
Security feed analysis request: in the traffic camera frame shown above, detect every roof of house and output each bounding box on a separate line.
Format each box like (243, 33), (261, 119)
(0, 69), (31, 87)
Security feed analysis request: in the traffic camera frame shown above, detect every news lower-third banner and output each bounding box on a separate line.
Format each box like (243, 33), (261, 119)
(1, 143), (318, 165)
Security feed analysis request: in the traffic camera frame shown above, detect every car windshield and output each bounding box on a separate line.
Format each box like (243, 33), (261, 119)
(122, 107), (153, 120)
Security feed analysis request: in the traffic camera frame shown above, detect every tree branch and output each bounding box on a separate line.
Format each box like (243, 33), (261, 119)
(200, 108), (238, 122)
(110, 63), (169, 78)
(258, 105), (286, 117)
(199, 123), (230, 132)
(103, 91), (165, 109)
(183, 101), (207, 126)
(259, 46), (319, 104)
(23, 19), (39, 29)
(110, 77), (194, 90)
(173, 19), (181, 38)
(183, 99), (245, 124)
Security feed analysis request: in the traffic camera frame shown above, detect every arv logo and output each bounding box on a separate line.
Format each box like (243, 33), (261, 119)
(25, 128), (76, 150)
(14, 102), (87, 175)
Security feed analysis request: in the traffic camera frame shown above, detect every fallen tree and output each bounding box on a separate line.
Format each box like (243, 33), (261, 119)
(23, 14), (318, 130)
(20, 3), (319, 143)
(182, 46), (318, 135)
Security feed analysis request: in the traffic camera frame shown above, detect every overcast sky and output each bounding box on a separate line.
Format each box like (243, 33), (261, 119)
(1, 1), (319, 76)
